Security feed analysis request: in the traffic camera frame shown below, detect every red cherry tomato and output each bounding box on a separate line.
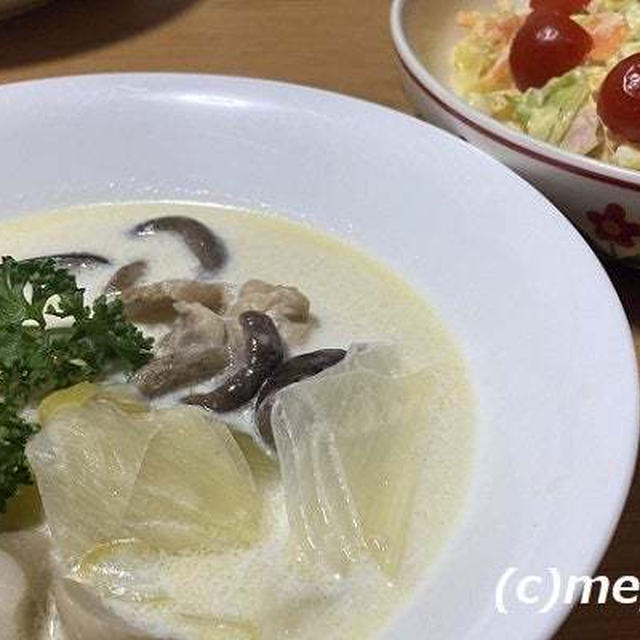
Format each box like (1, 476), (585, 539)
(529, 0), (589, 14)
(509, 11), (593, 91)
(598, 53), (640, 142)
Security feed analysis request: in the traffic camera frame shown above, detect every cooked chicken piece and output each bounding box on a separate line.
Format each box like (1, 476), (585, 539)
(228, 280), (312, 347)
(158, 301), (227, 355)
(231, 279), (309, 321)
(134, 302), (230, 396)
(120, 280), (228, 323)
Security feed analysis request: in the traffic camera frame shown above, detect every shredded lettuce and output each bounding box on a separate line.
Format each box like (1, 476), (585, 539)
(614, 145), (640, 169)
(453, 39), (499, 94)
(467, 89), (521, 120)
(515, 72), (591, 145)
(623, 2), (640, 40)
(597, 0), (635, 12)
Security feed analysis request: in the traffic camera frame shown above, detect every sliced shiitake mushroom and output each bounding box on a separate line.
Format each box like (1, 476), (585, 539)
(133, 346), (229, 397)
(255, 349), (346, 449)
(130, 216), (227, 273)
(183, 311), (283, 412)
(120, 280), (227, 323)
(104, 260), (148, 295)
(25, 253), (111, 270)
(133, 302), (229, 396)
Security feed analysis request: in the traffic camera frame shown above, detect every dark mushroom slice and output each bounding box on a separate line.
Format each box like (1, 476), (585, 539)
(24, 253), (111, 270)
(130, 216), (227, 273)
(120, 280), (227, 323)
(134, 302), (229, 396)
(255, 349), (346, 449)
(133, 345), (229, 397)
(105, 260), (148, 295)
(183, 311), (284, 412)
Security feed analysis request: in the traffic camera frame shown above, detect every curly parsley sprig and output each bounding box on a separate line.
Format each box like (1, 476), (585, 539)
(0, 400), (38, 514)
(0, 256), (154, 512)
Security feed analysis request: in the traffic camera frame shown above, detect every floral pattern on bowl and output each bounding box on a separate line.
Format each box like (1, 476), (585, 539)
(588, 204), (640, 249)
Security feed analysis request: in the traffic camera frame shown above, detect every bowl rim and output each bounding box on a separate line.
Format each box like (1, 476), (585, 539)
(390, 0), (640, 192)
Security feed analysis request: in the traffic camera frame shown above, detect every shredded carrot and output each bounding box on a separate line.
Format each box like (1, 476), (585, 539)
(583, 13), (630, 63)
(494, 14), (524, 42)
(479, 48), (515, 91)
(482, 13), (525, 47)
(456, 10), (481, 28)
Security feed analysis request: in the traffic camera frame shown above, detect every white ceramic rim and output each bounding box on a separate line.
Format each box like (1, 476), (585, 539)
(0, 73), (637, 639)
(390, 0), (640, 192)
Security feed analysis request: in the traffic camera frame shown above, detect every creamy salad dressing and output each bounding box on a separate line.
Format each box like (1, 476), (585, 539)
(0, 203), (474, 640)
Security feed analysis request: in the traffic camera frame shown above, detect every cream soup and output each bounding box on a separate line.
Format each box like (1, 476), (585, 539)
(0, 203), (474, 640)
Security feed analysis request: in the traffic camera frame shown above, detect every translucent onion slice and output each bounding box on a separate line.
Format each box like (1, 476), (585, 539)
(27, 396), (260, 567)
(124, 407), (260, 552)
(271, 345), (428, 577)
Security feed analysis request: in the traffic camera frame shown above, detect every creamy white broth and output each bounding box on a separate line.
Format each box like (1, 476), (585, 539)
(0, 203), (474, 640)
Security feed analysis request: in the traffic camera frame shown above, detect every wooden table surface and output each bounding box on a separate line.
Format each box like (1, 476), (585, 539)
(1, 1), (639, 637)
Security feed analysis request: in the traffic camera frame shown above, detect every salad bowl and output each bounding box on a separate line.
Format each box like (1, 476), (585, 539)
(391, 0), (640, 265)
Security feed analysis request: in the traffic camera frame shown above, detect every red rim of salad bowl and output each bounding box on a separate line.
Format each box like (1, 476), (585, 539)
(390, 0), (640, 193)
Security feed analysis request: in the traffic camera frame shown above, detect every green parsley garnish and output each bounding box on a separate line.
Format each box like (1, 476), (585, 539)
(0, 256), (153, 512)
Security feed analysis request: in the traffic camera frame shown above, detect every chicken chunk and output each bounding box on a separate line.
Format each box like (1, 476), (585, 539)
(228, 280), (312, 347)
(158, 301), (227, 355)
